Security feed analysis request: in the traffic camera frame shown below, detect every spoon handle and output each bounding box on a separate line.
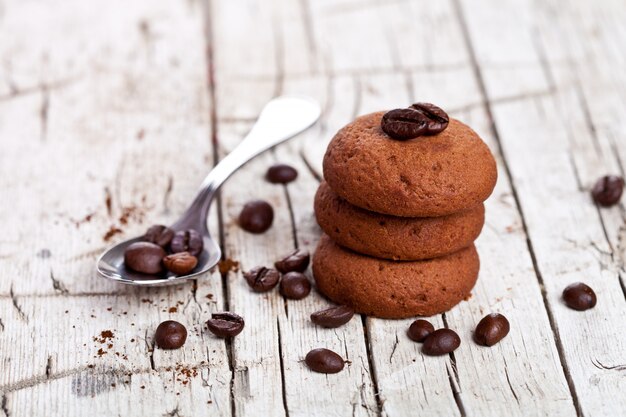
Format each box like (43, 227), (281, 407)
(171, 95), (321, 231)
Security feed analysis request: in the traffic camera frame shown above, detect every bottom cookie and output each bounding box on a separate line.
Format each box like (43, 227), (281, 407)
(312, 234), (479, 318)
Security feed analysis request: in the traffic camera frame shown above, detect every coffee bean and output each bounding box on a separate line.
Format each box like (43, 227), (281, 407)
(311, 305), (354, 328)
(143, 225), (174, 248)
(305, 348), (345, 374)
(381, 103), (449, 140)
(407, 319), (435, 343)
(591, 175), (624, 207)
(266, 164), (298, 184)
(124, 242), (166, 274)
(170, 229), (203, 256)
(275, 249), (310, 273)
(422, 329), (460, 356)
(410, 103), (449, 135)
(244, 266), (280, 292)
(474, 313), (510, 346)
(206, 312), (245, 338)
(280, 272), (311, 300)
(238, 200), (274, 234)
(563, 282), (597, 311)
(155, 320), (187, 349)
(163, 252), (198, 275)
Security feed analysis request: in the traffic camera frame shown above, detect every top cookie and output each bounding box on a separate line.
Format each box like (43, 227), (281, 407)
(323, 111), (497, 217)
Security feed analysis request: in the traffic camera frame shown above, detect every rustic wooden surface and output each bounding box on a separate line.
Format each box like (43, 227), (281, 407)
(0, 0), (624, 416)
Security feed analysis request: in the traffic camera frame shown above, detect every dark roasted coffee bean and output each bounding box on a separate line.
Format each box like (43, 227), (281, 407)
(143, 225), (175, 248)
(407, 319), (435, 343)
(563, 282), (597, 311)
(163, 252), (198, 275)
(206, 312), (245, 338)
(266, 164), (298, 184)
(305, 348), (345, 374)
(422, 329), (461, 356)
(170, 229), (203, 256)
(244, 266), (280, 292)
(381, 108), (429, 140)
(280, 272), (311, 300)
(591, 175), (624, 207)
(410, 103), (449, 135)
(155, 320), (187, 349)
(275, 249), (310, 273)
(238, 200), (274, 234)
(124, 242), (166, 274)
(474, 313), (510, 346)
(311, 305), (354, 328)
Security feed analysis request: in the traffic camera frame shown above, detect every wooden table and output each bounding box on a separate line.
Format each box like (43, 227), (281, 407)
(1, 0), (624, 416)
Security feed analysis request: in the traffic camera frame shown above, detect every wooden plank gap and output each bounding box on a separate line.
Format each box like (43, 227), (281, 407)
(361, 316), (383, 417)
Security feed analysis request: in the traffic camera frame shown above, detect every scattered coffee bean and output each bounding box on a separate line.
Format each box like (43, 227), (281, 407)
(381, 103), (449, 140)
(124, 242), (166, 274)
(407, 319), (435, 343)
(206, 312), (245, 338)
(170, 229), (203, 256)
(305, 348), (345, 374)
(244, 266), (280, 292)
(266, 164), (298, 184)
(563, 282), (597, 311)
(280, 272), (311, 300)
(238, 200), (274, 234)
(474, 313), (510, 346)
(143, 225), (175, 248)
(591, 175), (624, 207)
(275, 249), (310, 273)
(422, 329), (461, 356)
(163, 252), (198, 275)
(155, 320), (187, 349)
(311, 305), (354, 328)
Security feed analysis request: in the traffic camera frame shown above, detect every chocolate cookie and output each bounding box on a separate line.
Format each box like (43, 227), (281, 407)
(315, 181), (484, 260)
(312, 235), (479, 318)
(323, 112), (497, 217)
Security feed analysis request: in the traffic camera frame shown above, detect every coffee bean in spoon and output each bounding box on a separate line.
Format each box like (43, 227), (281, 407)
(474, 313), (510, 346)
(275, 249), (310, 273)
(143, 225), (175, 248)
(266, 163), (298, 184)
(562, 282), (597, 311)
(305, 348), (345, 374)
(206, 312), (245, 338)
(310, 305), (354, 328)
(124, 242), (166, 274)
(170, 229), (203, 256)
(244, 266), (280, 292)
(280, 272), (311, 300)
(422, 329), (460, 356)
(155, 320), (187, 349)
(591, 175), (624, 207)
(238, 200), (274, 234)
(163, 252), (198, 275)
(407, 319), (435, 343)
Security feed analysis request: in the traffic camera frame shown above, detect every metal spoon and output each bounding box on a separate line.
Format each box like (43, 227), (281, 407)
(97, 95), (321, 286)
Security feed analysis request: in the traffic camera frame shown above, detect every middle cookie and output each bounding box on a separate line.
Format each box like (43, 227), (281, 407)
(315, 181), (485, 260)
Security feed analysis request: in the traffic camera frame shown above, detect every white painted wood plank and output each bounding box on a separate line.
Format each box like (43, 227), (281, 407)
(460, 1), (626, 415)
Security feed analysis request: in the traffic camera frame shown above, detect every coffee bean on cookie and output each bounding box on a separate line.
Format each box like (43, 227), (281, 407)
(305, 348), (345, 374)
(562, 282), (597, 311)
(474, 313), (510, 346)
(422, 329), (460, 356)
(310, 305), (354, 328)
(407, 319), (435, 342)
(238, 200), (274, 233)
(381, 103), (449, 140)
(275, 249), (310, 273)
(591, 175), (623, 207)
(244, 266), (280, 292)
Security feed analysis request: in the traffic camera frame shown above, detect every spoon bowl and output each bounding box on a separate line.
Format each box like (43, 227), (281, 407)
(96, 95), (321, 286)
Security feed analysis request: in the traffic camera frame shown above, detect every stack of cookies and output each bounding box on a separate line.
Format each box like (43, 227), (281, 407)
(312, 104), (497, 318)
